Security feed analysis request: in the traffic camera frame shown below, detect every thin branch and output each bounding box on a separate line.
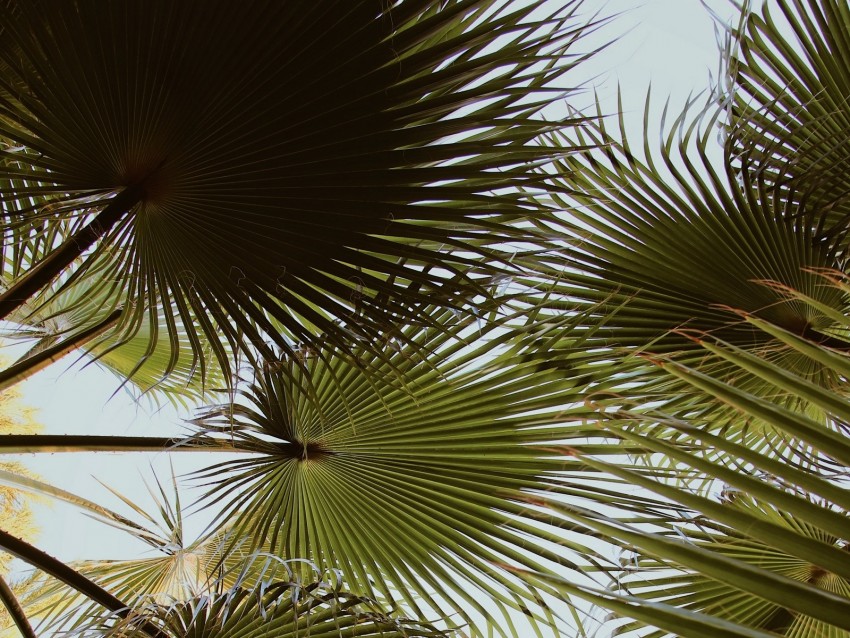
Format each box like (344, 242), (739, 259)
(0, 435), (248, 454)
(0, 529), (168, 638)
(0, 573), (36, 638)
(0, 186), (143, 321)
(0, 308), (123, 392)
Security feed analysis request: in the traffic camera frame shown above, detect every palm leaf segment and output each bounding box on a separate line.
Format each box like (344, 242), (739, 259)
(724, 0), (850, 256)
(0, 0), (590, 364)
(190, 306), (625, 636)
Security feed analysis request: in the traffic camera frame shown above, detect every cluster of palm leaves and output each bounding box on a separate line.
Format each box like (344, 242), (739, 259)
(1, 0), (849, 636)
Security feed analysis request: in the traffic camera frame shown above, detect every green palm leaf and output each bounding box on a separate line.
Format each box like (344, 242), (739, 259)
(186, 306), (636, 637)
(532, 307), (850, 636)
(76, 572), (447, 638)
(0, 0), (595, 367)
(616, 495), (850, 638)
(525, 98), (850, 455)
(3, 268), (228, 405)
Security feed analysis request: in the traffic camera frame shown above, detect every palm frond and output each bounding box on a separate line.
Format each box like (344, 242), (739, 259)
(523, 307), (850, 636)
(73, 565), (448, 638)
(0, 0), (599, 369)
(522, 96), (850, 456)
(614, 495), (850, 638)
(185, 305), (646, 637)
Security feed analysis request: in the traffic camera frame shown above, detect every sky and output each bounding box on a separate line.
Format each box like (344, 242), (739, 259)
(5, 0), (745, 626)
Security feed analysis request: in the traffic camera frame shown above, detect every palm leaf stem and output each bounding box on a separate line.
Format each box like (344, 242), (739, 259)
(0, 308), (122, 392)
(0, 573), (36, 638)
(0, 186), (142, 320)
(0, 529), (167, 638)
(0, 435), (250, 454)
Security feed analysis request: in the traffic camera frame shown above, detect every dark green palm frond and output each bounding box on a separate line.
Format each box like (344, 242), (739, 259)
(539, 97), (846, 361)
(186, 306), (641, 637)
(723, 0), (850, 255)
(0, 0), (598, 369)
(523, 97), (850, 453)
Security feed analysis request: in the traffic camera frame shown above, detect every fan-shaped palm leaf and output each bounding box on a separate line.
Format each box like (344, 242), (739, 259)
(183, 305), (652, 637)
(75, 570), (447, 638)
(523, 98), (850, 455)
(540, 97), (848, 363)
(0, 0), (595, 369)
(10, 469), (447, 638)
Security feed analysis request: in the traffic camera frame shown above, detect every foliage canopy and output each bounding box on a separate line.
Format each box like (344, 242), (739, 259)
(1, 1), (850, 637)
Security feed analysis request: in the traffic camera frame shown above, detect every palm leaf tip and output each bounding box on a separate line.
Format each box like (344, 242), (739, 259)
(0, 0), (597, 363)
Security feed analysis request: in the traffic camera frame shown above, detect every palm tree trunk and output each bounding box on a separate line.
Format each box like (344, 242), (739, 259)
(0, 529), (168, 638)
(0, 308), (123, 392)
(0, 186), (143, 321)
(0, 435), (247, 454)
(0, 574), (36, 638)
